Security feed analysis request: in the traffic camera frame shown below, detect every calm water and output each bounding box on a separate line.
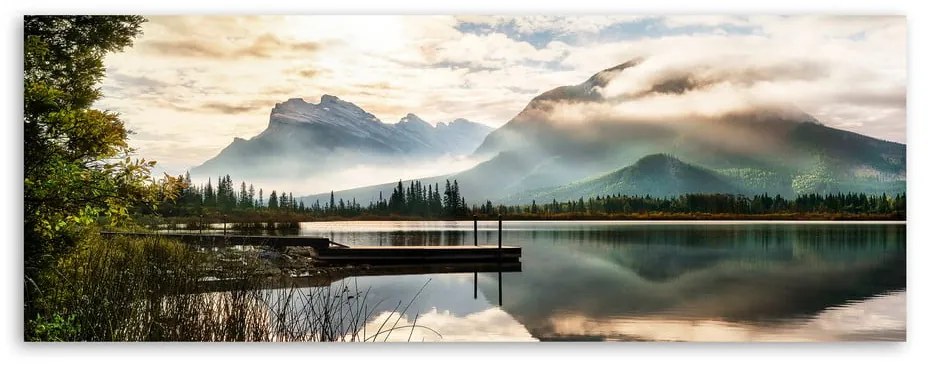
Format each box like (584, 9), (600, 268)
(295, 221), (906, 342)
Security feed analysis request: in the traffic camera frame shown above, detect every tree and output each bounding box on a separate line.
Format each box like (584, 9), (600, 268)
(388, 180), (406, 213)
(24, 16), (153, 270)
(268, 191), (279, 209)
(238, 181), (248, 208)
(204, 178), (215, 206)
(247, 184), (255, 208)
(443, 180), (454, 216)
(24, 15), (166, 326)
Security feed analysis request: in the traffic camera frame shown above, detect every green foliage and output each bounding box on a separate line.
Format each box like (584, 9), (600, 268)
(791, 153), (847, 195)
(477, 192), (905, 219)
(29, 314), (81, 342)
(155, 174), (469, 220)
(30, 232), (431, 342)
(33, 232), (208, 341)
(155, 172), (310, 219)
(22, 16), (190, 336)
(24, 16), (152, 268)
(717, 168), (793, 195)
(153, 172), (904, 221)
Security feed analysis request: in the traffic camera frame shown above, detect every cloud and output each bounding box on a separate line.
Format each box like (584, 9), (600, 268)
(660, 15), (752, 29)
(145, 39), (226, 58)
(105, 72), (173, 94)
(95, 15), (907, 181)
(544, 291), (905, 341)
(530, 50), (902, 146)
(293, 68), (323, 79)
(422, 32), (567, 69)
(144, 33), (322, 60)
(355, 307), (537, 342)
(198, 101), (274, 114)
(554, 18), (906, 142)
(355, 82), (395, 90)
(456, 15), (648, 35)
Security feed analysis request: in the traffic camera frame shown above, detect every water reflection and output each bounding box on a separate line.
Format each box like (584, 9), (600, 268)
(326, 272), (530, 342)
(359, 307), (537, 342)
(300, 221), (906, 342)
(544, 290), (905, 342)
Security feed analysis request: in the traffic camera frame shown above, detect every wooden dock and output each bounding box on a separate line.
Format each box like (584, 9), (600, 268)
(101, 231), (521, 264)
(101, 231), (331, 249)
(312, 245), (521, 264)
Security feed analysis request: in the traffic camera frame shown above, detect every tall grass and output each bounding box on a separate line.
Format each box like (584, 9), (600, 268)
(227, 221), (301, 233)
(28, 232), (431, 342)
(147, 221), (301, 234)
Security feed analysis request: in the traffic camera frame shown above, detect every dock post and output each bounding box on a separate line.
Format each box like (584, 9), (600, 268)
(497, 214), (502, 250)
(497, 214), (502, 262)
(473, 215), (478, 246)
(497, 214), (503, 306)
(498, 270), (503, 306)
(474, 215), (479, 300)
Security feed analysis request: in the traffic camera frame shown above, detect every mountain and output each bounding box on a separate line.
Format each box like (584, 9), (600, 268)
(467, 59), (905, 199)
(506, 154), (740, 203)
(303, 58), (905, 205)
(191, 95), (492, 180)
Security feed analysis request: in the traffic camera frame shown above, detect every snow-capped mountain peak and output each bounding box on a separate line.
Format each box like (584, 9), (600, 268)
(192, 95), (494, 179)
(397, 113), (433, 130)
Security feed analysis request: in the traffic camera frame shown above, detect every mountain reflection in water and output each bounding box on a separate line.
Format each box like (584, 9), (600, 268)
(297, 221), (905, 342)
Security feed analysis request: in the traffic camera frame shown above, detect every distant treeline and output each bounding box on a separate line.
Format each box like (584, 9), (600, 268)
(154, 173), (471, 218)
(490, 192), (906, 218)
(155, 173), (315, 217)
(153, 174), (905, 220)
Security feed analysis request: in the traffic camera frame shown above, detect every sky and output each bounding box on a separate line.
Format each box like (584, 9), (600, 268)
(96, 15), (907, 176)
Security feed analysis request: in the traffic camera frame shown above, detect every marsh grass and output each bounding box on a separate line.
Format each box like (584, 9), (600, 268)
(28, 232), (432, 342)
(227, 221), (301, 232)
(146, 221), (301, 233)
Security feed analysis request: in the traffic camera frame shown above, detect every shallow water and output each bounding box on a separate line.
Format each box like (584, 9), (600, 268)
(295, 221), (906, 342)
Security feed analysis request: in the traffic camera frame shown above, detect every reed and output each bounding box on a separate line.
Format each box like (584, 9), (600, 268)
(27, 232), (431, 342)
(227, 221), (301, 232)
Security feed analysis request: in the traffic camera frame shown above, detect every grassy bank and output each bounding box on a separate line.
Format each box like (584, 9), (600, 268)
(27, 231), (428, 342)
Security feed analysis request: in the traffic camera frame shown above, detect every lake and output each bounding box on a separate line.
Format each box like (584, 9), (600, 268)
(293, 221), (906, 342)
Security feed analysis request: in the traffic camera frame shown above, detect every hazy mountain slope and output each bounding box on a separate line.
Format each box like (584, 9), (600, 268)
(300, 151), (540, 206)
(466, 59), (906, 200)
(507, 154), (740, 203)
(302, 58), (905, 204)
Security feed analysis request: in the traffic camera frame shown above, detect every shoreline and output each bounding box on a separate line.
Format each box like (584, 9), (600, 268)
(155, 212), (905, 225)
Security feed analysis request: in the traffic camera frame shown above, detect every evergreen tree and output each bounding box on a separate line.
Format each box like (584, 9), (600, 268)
(268, 190), (279, 209)
(247, 184), (255, 208)
(239, 181), (248, 208)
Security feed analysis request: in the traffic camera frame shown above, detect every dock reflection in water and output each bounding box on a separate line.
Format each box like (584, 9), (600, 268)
(292, 221), (905, 342)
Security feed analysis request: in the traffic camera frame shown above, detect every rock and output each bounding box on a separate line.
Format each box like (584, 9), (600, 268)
(258, 250), (282, 260)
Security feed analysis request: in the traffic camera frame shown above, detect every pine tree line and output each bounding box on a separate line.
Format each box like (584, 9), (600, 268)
(158, 172), (308, 216)
(153, 174), (906, 219)
(468, 192), (906, 217)
(370, 179), (468, 217)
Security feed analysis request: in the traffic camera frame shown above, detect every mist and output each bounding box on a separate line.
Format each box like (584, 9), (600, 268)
(189, 153), (482, 197)
(189, 26), (906, 203)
